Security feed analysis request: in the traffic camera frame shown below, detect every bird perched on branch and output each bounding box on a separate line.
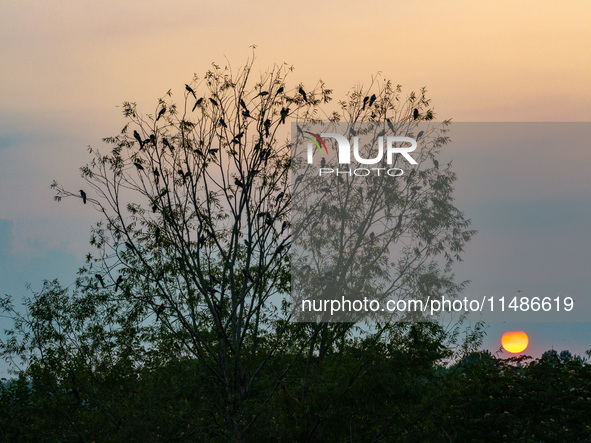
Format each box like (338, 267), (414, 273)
(280, 107), (289, 124)
(298, 87), (307, 103)
(185, 84), (196, 99)
(162, 137), (173, 152)
(79, 190), (87, 204)
(192, 97), (203, 112)
(264, 119), (271, 137)
(155, 304), (165, 321)
(156, 106), (166, 121)
(133, 130), (144, 149)
(115, 275), (123, 292)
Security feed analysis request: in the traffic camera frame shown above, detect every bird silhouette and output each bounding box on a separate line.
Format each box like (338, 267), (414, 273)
(264, 119), (271, 137)
(433, 159), (439, 169)
(387, 119), (395, 133)
(162, 137), (173, 152)
(257, 91), (269, 97)
(320, 157), (326, 168)
(416, 130), (424, 141)
(115, 275), (123, 292)
(95, 274), (105, 287)
(276, 86), (284, 94)
(369, 94), (376, 107)
(185, 84), (196, 99)
(413, 108), (419, 120)
(155, 304), (165, 321)
(234, 177), (244, 188)
(362, 96), (369, 110)
(280, 107), (289, 124)
(209, 97), (218, 107)
(275, 191), (284, 203)
(281, 221), (288, 234)
(298, 87), (307, 103)
(220, 117), (227, 128)
(192, 97), (203, 112)
(134, 161), (144, 171)
(239, 98), (248, 111)
(155, 226), (161, 244)
(133, 130), (143, 148)
(153, 168), (160, 185)
(156, 106), (166, 121)
(79, 190), (87, 204)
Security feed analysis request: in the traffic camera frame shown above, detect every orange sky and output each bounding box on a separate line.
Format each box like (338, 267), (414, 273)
(0, 1), (589, 131)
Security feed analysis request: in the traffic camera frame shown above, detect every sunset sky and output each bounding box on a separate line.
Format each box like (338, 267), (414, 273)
(1, 1), (590, 374)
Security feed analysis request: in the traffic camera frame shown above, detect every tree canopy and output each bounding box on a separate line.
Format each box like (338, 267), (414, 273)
(2, 56), (589, 441)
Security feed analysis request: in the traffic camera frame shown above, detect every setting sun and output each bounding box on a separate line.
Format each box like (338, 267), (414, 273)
(501, 331), (529, 353)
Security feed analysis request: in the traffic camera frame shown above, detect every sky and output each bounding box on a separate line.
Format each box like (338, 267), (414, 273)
(1, 1), (590, 374)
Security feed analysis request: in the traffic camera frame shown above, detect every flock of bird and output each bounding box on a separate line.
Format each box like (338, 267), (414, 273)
(77, 86), (434, 324)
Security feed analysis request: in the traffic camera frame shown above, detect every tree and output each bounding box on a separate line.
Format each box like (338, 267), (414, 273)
(1, 55), (478, 440)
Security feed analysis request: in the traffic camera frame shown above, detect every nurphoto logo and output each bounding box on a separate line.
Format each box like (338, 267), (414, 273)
(304, 130), (418, 177)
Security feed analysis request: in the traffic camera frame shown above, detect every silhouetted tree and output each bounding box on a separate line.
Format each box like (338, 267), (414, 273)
(1, 55), (480, 441)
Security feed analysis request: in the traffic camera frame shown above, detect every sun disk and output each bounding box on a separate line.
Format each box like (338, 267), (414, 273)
(501, 331), (529, 353)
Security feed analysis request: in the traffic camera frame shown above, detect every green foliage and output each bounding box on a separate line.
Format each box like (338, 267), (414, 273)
(2, 56), (550, 441)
